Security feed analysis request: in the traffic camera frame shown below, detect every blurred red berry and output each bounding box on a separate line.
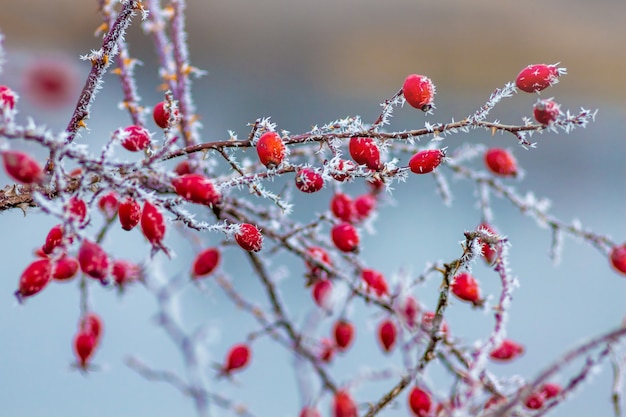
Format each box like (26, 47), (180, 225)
(399, 296), (421, 329)
(119, 125), (151, 152)
(235, 223), (263, 252)
(74, 331), (97, 370)
(299, 406), (321, 417)
(295, 168), (324, 193)
(319, 338), (335, 363)
(52, 255), (79, 281)
(331, 222), (359, 253)
(80, 312), (103, 344)
(15, 258), (53, 301)
(378, 319), (397, 353)
(42, 224), (65, 255)
(305, 246), (332, 278)
(112, 260), (140, 289)
(361, 268), (389, 297)
(118, 197), (142, 231)
(409, 149), (445, 174)
(349, 137), (381, 170)
(78, 240), (110, 284)
(333, 390), (357, 417)
(421, 311), (449, 335)
(312, 279), (333, 310)
(66, 196), (87, 224)
(408, 386), (432, 417)
(515, 64), (565, 93)
(333, 320), (355, 351)
(192, 247), (220, 278)
(173, 160), (193, 176)
(489, 339), (524, 361)
(451, 272), (482, 306)
(353, 194), (376, 221)
(141, 201), (166, 249)
(403, 74), (435, 111)
(533, 98), (561, 125)
(98, 192), (119, 218)
(330, 192), (354, 222)
(610, 244), (626, 275)
(0, 85), (17, 110)
(22, 57), (78, 108)
(485, 148), (518, 177)
(221, 343), (251, 375)
(256, 132), (286, 168)
(2, 150), (43, 184)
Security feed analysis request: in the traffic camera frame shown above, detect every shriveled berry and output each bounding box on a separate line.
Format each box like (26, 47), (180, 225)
(403, 74), (435, 111)
(361, 268), (389, 297)
(489, 339), (524, 361)
(192, 247), (220, 278)
(42, 224), (65, 254)
(52, 255), (79, 281)
(378, 319), (397, 353)
(330, 159), (356, 182)
(295, 168), (324, 193)
(16, 258), (53, 300)
(533, 98), (561, 125)
(409, 149), (445, 174)
(353, 194), (376, 221)
(333, 319), (355, 351)
(78, 240), (110, 283)
(610, 244), (626, 275)
(333, 390), (357, 417)
(319, 338), (335, 363)
(485, 148), (518, 177)
(330, 192), (354, 222)
(451, 272), (482, 306)
(256, 131), (286, 168)
(409, 387), (432, 417)
(98, 192), (119, 218)
(516, 64), (565, 93)
(331, 222), (359, 253)
(67, 196), (87, 224)
(112, 260), (140, 289)
(2, 150), (43, 184)
(119, 125), (151, 152)
(478, 222), (498, 265)
(398, 296), (420, 329)
(172, 173), (221, 206)
(153, 101), (179, 129)
(349, 137), (381, 170)
(312, 279), (333, 310)
(74, 331), (97, 370)
(235, 223), (263, 252)
(0, 85), (18, 110)
(141, 201), (166, 249)
(118, 197), (142, 231)
(221, 343), (251, 375)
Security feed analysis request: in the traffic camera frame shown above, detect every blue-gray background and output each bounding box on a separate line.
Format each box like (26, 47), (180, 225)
(0, 1), (624, 416)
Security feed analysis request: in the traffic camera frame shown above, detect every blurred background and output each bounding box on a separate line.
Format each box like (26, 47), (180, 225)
(0, 1), (624, 416)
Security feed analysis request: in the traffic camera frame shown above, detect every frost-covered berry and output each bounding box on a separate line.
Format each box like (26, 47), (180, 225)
(173, 173), (221, 207)
(0, 85), (18, 110)
(478, 222), (498, 265)
(330, 159), (356, 182)
(402, 74), (435, 111)
(235, 223), (263, 252)
(52, 256), (79, 281)
(256, 132), (286, 168)
(295, 168), (324, 193)
(153, 101), (179, 129)
(66, 196), (87, 224)
(15, 258), (53, 301)
(2, 150), (43, 184)
(119, 125), (151, 152)
(331, 222), (359, 253)
(98, 192), (119, 218)
(42, 224), (65, 255)
(516, 63), (565, 93)
(533, 98), (561, 125)
(118, 197), (142, 231)
(112, 260), (140, 289)
(141, 201), (166, 249)
(192, 247), (220, 278)
(409, 149), (445, 174)
(349, 137), (381, 170)
(485, 148), (518, 177)
(78, 240), (110, 284)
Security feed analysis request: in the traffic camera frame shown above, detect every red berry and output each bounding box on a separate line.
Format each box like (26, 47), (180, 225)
(485, 148), (518, 177)
(42, 224), (65, 255)
(300, 406), (321, 417)
(2, 150), (43, 184)
(610, 244), (626, 275)
(52, 255), (79, 281)
(331, 222), (359, 253)
(174, 160), (193, 176)
(361, 268), (389, 297)
(0, 85), (18, 110)
(477, 223), (498, 265)
(515, 64), (565, 93)
(256, 132), (286, 168)
(235, 223), (263, 252)
(98, 192), (119, 218)
(541, 383), (561, 399)
(319, 338), (335, 363)
(119, 125), (151, 152)
(409, 149), (445, 174)
(78, 240), (110, 283)
(312, 279), (333, 310)
(489, 339), (524, 361)
(74, 331), (97, 369)
(353, 194), (376, 221)
(451, 272), (482, 306)
(112, 260), (140, 289)
(333, 390), (357, 417)
(295, 168), (324, 193)
(408, 386), (432, 417)
(330, 192), (354, 222)
(80, 312), (104, 343)
(16, 258), (53, 300)
(398, 296), (420, 329)
(378, 319), (397, 353)
(222, 343), (251, 374)
(349, 137), (381, 170)
(153, 101), (179, 129)
(330, 159), (356, 182)
(533, 98), (561, 125)
(403, 74), (435, 111)
(305, 246), (332, 278)
(141, 201), (166, 249)
(333, 320), (355, 351)
(118, 197), (142, 231)
(524, 390), (545, 410)
(172, 173), (221, 206)
(192, 247), (220, 278)
(22, 58), (78, 108)
(67, 196), (88, 224)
